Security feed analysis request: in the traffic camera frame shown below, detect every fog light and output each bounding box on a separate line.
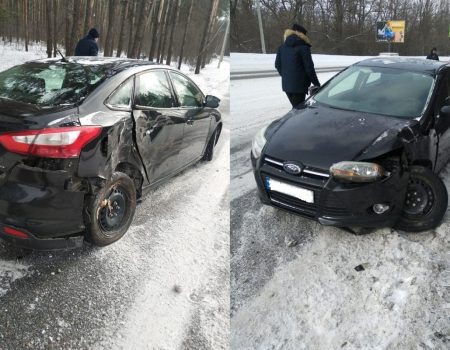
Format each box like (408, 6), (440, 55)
(373, 203), (389, 214)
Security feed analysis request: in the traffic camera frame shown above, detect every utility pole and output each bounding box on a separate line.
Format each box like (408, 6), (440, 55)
(256, 0), (266, 53)
(218, 17), (230, 68)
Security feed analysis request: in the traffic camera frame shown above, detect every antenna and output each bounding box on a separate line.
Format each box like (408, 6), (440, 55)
(57, 49), (68, 62)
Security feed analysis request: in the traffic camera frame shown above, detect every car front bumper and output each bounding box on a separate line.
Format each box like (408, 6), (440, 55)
(0, 163), (86, 250)
(251, 153), (409, 228)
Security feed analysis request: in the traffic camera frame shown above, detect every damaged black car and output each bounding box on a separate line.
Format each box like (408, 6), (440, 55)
(252, 57), (450, 232)
(0, 57), (221, 249)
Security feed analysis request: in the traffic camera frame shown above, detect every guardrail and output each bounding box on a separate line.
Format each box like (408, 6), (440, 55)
(230, 66), (346, 80)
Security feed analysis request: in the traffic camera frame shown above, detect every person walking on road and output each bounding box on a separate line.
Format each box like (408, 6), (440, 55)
(75, 28), (100, 56)
(275, 24), (321, 107)
(426, 47), (439, 61)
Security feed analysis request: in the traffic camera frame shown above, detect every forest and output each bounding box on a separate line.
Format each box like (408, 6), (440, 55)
(231, 0), (450, 56)
(0, 0), (229, 73)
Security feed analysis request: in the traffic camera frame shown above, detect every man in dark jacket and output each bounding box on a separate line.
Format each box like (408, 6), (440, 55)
(75, 28), (100, 56)
(275, 24), (320, 107)
(426, 47), (439, 61)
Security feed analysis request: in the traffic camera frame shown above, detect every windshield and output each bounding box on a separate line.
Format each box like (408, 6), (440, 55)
(313, 65), (435, 118)
(0, 62), (109, 107)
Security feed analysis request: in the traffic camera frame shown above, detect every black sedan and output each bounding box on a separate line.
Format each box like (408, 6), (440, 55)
(0, 57), (221, 249)
(252, 57), (450, 232)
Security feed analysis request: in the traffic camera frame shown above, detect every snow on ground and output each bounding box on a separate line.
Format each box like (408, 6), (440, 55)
(231, 52), (450, 72)
(231, 55), (450, 349)
(0, 42), (230, 349)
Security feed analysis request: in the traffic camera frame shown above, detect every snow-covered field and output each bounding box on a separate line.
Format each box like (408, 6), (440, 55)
(0, 42), (230, 349)
(231, 54), (450, 349)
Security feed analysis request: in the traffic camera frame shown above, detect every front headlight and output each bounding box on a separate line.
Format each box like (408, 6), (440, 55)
(251, 125), (268, 159)
(330, 161), (385, 182)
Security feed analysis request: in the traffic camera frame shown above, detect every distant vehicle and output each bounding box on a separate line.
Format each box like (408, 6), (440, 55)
(252, 57), (450, 232)
(0, 57), (221, 249)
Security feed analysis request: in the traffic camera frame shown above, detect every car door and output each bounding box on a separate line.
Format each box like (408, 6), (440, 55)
(434, 70), (450, 172)
(132, 69), (185, 183)
(168, 71), (212, 163)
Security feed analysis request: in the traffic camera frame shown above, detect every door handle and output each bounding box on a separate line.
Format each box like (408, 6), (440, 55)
(186, 119), (194, 126)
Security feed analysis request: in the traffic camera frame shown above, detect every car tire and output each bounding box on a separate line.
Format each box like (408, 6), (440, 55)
(202, 130), (217, 161)
(395, 166), (448, 232)
(85, 172), (137, 246)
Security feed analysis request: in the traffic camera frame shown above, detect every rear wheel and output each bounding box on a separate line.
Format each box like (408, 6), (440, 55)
(85, 172), (137, 246)
(395, 166), (447, 232)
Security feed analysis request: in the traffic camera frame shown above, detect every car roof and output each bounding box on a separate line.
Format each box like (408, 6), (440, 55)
(25, 56), (168, 74)
(355, 57), (448, 74)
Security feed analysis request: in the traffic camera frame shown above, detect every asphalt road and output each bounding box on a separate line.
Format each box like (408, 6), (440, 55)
(0, 94), (230, 350)
(230, 74), (450, 349)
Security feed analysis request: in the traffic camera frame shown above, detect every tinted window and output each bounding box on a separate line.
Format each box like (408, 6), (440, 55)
(136, 71), (174, 108)
(170, 72), (203, 107)
(0, 62), (108, 106)
(314, 66), (434, 118)
(108, 78), (133, 108)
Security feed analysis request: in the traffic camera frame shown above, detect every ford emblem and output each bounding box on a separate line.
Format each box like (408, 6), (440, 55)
(283, 162), (303, 175)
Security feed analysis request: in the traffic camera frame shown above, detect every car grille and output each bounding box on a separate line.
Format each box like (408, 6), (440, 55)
(262, 156), (352, 218)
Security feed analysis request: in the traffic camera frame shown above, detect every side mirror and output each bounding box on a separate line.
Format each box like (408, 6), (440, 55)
(440, 105), (450, 119)
(204, 95), (220, 108)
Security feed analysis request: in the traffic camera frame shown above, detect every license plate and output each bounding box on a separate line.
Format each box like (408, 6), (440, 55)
(265, 177), (314, 203)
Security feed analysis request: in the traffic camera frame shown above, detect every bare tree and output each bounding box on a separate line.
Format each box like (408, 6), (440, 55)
(148, 0), (165, 61)
(195, 0), (219, 74)
(45, 0), (52, 58)
(166, 0), (181, 66)
(116, 0), (129, 57)
(178, 0), (194, 69)
(103, 0), (117, 56)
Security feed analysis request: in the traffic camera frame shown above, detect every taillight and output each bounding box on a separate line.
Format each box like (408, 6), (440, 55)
(0, 126), (102, 158)
(3, 226), (29, 239)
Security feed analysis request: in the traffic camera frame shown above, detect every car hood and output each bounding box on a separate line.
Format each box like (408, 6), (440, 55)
(264, 102), (412, 170)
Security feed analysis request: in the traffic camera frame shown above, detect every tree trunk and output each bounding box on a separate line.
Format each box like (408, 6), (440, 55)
(45, 0), (52, 58)
(195, 0), (217, 74)
(116, 0), (129, 57)
(65, 0), (72, 55)
(148, 0), (165, 61)
(69, 0), (83, 55)
(53, 0), (57, 56)
(103, 0), (117, 56)
(23, 0), (28, 51)
(126, 0), (137, 57)
(83, 0), (94, 36)
(129, 0), (149, 58)
(201, 0), (220, 68)
(158, 0), (172, 63)
(166, 0), (181, 66)
(177, 0), (193, 70)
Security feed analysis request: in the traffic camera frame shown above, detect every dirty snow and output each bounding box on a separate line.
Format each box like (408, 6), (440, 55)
(0, 260), (29, 297)
(231, 55), (450, 349)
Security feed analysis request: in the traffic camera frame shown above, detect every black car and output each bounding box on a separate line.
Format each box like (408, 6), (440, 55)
(252, 57), (450, 232)
(0, 57), (221, 249)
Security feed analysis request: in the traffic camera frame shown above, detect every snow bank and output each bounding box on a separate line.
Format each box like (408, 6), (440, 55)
(231, 52), (450, 73)
(231, 223), (450, 349)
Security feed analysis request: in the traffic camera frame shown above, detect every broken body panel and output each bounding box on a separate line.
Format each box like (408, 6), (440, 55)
(252, 57), (450, 229)
(0, 58), (221, 249)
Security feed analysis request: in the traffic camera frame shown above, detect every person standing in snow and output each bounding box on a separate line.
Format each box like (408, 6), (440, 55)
(275, 24), (320, 107)
(74, 28), (100, 56)
(426, 47), (439, 61)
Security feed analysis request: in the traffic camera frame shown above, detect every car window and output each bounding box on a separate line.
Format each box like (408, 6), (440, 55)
(0, 62), (108, 106)
(108, 78), (133, 108)
(314, 65), (435, 118)
(170, 72), (203, 107)
(136, 71), (174, 108)
(328, 70), (359, 97)
(436, 71), (450, 113)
